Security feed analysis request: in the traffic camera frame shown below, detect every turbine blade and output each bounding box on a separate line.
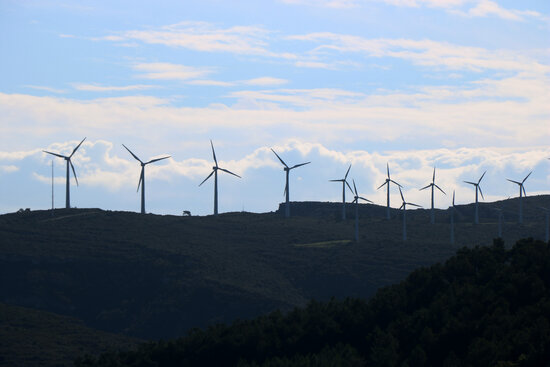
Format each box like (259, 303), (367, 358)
(399, 187), (404, 202)
(452, 190), (455, 206)
(290, 162), (310, 170)
(432, 166), (436, 183)
(345, 180), (354, 195)
(352, 179), (358, 196)
(146, 156), (171, 165)
(122, 144), (143, 164)
(399, 203), (404, 210)
(359, 197), (373, 203)
(390, 179), (402, 188)
(434, 184), (446, 195)
(522, 185), (526, 197)
(70, 160), (78, 186)
(330, 179), (344, 182)
(284, 182), (288, 197)
(271, 148), (288, 168)
(344, 164), (351, 180)
(478, 170), (486, 184)
(137, 167), (144, 192)
(43, 150), (66, 159)
(352, 197), (358, 204)
(210, 140), (218, 166)
(464, 181), (476, 185)
(522, 171), (532, 183)
(507, 179), (521, 185)
(408, 203), (422, 208)
(377, 181), (388, 190)
(70, 137), (86, 158)
(199, 170), (215, 186)
(419, 184), (431, 191)
(386, 163), (390, 178)
(218, 167), (241, 178)
(478, 186), (484, 200)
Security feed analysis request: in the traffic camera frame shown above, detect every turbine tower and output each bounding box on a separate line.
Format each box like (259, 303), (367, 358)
(271, 148), (310, 218)
(506, 171), (531, 224)
(399, 187), (421, 242)
(43, 137), (86, 209)
(464, 171), (486, 224)
(420, 167), (446, 224)
(351, 179), (373, 242)
(450, 190), (456, 245)
(377, 163), (402, 220)
(123, 144), (170, 214)
(200, 140), (241, 216)
(330, 164), (353, 220)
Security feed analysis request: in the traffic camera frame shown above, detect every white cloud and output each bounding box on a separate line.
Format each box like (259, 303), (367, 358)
(243, 77), (289, 86)
(102, 21), (297, 59)
(287, 33), (550, 73)
(187, 80), (236, 87)
(0, 165), (19, 173)
(133, 62), (213, 81)
(453, 0), (544, 21)
(24, 85), (66, 94)
(280, 0), (546, 21)
(72, 83), (159, 92)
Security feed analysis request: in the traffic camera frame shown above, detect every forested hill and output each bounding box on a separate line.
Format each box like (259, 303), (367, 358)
(77, 238), (550, 367)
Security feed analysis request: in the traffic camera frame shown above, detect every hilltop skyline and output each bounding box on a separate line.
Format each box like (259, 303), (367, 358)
(0, 0), (549, 215)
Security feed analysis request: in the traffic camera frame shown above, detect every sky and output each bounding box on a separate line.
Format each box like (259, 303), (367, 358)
(0, 0), (549, 216)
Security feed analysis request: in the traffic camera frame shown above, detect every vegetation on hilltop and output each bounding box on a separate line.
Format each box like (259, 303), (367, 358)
(76, 238), (550, 367)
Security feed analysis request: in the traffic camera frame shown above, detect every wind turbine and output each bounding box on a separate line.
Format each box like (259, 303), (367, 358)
(464, 171), (486, 224)
(377, 163), (402, 220)
(351, 179), (373, 242)
(43, 137), (86, 209)
(271, 148), (310, 218)
(123, 144), (170, 214)
(450, 190), (456, 245)
(330, 164), (354, 220)
(420, 167), (446, 224)
(506, 172), (532, 224)
(200, 140), (241, 216)
(399, 187), (421, 242)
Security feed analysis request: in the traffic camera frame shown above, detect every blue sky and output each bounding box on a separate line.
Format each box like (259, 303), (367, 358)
(1, 0), (549, 215)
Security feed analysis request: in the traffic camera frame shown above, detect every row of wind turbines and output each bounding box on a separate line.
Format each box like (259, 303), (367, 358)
(43, 138), (542, 238)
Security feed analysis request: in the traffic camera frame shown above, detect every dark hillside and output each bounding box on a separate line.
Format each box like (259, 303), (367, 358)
(76, 238), (550, 367)
(1, 196), (549, 365)
(0, 302), (140, 367)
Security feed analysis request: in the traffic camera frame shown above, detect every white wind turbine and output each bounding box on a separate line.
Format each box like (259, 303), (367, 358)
(351, 179), (373, 242)
(271, 148), (310, 218)
(377, 163), (402, 220)
(123, 144), (170, 214)
(506, 171), (531, 224)
(420, 167), (446, 224)
(330, 164), (354, 220)
(464, 171), (486, 224)
(43, 137), (86, 209)
(399, 187), (421, 242)
(200, 140), (241, 216)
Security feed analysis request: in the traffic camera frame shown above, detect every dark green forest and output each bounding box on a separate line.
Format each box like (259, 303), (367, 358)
(76, 238), (550, 367)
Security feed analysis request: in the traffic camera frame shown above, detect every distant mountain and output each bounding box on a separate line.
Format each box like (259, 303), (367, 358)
(75, 238), (550, 367)
(1, 196), (549, 365)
